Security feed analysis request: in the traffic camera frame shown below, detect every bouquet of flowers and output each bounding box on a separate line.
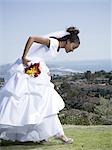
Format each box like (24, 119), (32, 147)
(24, 63), (41, 77)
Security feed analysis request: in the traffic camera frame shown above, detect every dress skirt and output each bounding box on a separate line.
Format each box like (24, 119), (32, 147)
(0, 59), (65, 142)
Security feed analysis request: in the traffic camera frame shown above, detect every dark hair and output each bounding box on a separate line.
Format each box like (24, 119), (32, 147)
(66, 26), (80, 45)
(50, 26), (80, 45)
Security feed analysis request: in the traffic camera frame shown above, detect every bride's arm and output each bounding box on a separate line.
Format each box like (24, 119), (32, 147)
(22, 36), (50, 65)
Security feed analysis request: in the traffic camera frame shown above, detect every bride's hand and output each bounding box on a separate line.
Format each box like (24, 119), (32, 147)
(22, 57), (31, 66)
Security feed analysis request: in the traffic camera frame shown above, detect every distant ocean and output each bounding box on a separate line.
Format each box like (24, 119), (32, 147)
(47, 59), (112, 74)
(0, 59), (111, 78)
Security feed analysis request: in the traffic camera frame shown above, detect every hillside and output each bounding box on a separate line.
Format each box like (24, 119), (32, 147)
(52, 70), (112, 125)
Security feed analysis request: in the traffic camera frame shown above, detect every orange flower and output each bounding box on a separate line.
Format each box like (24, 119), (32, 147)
(25, 63), (41, 77)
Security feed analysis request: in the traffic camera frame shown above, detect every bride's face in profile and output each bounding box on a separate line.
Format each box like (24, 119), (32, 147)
(65, 40), (79, 53)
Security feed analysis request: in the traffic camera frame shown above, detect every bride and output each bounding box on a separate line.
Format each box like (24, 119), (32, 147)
(0, 26), (80, 144)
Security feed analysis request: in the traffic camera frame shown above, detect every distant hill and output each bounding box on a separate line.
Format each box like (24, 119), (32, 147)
(47, 59), (112, 73)
(0, 63), (12, 79)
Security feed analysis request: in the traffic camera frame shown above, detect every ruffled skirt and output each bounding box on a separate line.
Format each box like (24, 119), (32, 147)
(0, 59), (65, 141)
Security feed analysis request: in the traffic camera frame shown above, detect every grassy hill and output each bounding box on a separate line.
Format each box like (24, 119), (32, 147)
(0, 125), (112, 150)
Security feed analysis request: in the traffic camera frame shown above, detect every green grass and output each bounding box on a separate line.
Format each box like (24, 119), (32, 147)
(0, 125), (112, 150)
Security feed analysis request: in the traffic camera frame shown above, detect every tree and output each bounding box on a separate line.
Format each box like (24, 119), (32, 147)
(108, 76), (112, 85)
(85, 70), (92, 81)
(94, 97), (112, 120)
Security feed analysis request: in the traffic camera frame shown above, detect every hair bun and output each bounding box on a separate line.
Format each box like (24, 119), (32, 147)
(66, 26), (80, 35)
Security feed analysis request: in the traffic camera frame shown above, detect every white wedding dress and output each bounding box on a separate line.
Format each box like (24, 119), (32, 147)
(0, 38), (65, 142)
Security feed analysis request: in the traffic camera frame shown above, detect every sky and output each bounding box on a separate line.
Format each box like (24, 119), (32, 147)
(0, 0), (111, 65)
